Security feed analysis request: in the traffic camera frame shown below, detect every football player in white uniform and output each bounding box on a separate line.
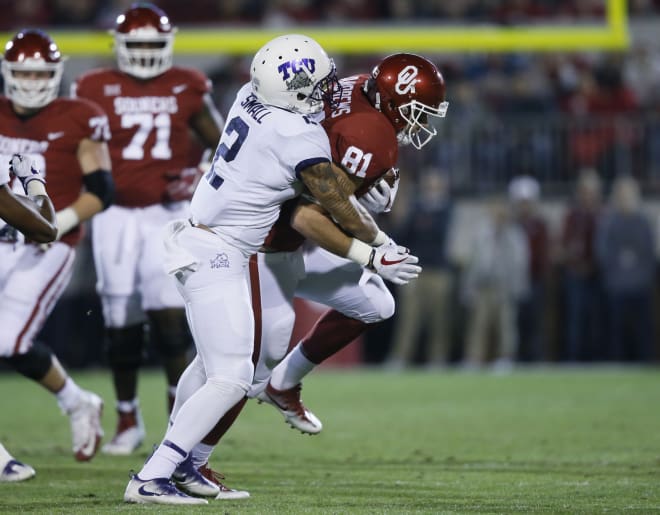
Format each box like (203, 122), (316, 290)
(124, 34), (419, 505)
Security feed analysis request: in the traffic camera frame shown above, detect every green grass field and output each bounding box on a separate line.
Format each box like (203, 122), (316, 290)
(0, 366), (659, 514)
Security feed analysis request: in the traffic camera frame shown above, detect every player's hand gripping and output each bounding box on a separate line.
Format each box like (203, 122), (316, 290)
(359, 168), (400, 214)
(367, 243), (421, 285)
(9, 154), (45, 195)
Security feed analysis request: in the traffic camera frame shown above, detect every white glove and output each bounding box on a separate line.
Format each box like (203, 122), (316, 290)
(358, 169), (400, 214)
(9, 154), (45, 195)
(368, 246), (421, 285)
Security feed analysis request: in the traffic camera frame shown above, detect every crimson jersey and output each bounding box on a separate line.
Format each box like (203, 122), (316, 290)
(264, 74), (398, 252)
(73, 66), (210, 207)
(0, 96), (110, 246)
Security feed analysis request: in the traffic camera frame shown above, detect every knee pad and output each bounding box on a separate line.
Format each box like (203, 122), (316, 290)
(106, 324), (146, 370)
(357, 277), (396, 323)
(147, 309), (192, 359)
(3, 342), (53, 381)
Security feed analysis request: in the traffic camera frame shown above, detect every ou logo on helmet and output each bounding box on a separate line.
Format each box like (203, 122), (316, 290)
(395, 65), (420, 95)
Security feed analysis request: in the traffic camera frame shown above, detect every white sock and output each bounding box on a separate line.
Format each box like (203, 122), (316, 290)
(139, 440), (187, 481)
(56, 377), (83, 413)
(191, 443), (214, 469)
(117, 399), (139, 413)
(165, 378), (246, 453)
(269, 342), (315, 390)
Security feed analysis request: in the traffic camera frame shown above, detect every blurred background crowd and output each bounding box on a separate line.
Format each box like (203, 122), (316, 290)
(3, 0), (660, 370)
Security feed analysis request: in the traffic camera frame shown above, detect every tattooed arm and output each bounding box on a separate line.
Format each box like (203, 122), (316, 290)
(298, 160), (383, 244)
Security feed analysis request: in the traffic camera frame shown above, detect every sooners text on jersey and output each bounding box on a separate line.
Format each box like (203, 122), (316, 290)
(74, 66), (210, 207)
(263, 74), (399, 252)
(0, 97), (110, 246)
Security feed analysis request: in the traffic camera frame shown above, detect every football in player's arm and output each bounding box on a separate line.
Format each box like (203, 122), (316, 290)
(0, 155), (56, 243)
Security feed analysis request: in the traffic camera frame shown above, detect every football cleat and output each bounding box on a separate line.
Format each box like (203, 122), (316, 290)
(257, 383), (323, 435)
(124, 474), (208, 505)
(68, 391), (104, 461)
(0, 458), (36, 482)
(172, 456), (220, 498)
(102, 408), (145, 455)
(198, 463), (250, 500)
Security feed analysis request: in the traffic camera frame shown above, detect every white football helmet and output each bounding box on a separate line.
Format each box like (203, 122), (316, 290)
(1, 29), (64, 109)
(113, 3), (175, 79)
(250, 34), (340, 115)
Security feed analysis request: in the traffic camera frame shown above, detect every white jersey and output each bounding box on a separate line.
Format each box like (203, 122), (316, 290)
(190, 83), (331, 255)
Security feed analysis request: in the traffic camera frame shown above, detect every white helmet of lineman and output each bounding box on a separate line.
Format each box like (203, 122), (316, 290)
(250, 34), (340, 115)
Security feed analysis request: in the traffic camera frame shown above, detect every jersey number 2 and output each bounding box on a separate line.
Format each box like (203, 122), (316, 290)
(205, 116), (249, 190)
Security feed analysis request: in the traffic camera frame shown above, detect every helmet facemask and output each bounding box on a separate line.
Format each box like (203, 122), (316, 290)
(2, 59), (63, 109)
(299, 59), (342, 114)
(115, 29), (174, 79)
(397, 99), (448, 149)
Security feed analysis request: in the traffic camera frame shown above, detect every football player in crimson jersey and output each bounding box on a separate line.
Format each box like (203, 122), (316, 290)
(72, 2), (225, 458)
(0, 30), (113, 462)
(179, 54), (447, 488)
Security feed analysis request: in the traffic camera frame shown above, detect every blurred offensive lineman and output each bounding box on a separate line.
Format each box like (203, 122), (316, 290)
(0, 154), (57, 483)
(0, 30), (113, 461)
(72, 2), (224, 456)
(123, 34), (420, 505)
(185, 53), (448, 492)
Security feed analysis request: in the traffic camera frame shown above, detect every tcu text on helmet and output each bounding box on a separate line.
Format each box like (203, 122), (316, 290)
(277, 58), (316, 80)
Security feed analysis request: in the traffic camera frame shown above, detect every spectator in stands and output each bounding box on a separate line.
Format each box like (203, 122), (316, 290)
(508, 175), (549, 361)
(596, 175), (655, 361)
(387, 169), (455, 369)
(461, 197), (529, 370)
(560, 169), (603, 361)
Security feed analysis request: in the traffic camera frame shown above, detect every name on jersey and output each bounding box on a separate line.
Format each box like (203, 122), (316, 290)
(331, 75), (359, 118)
(0, 135), (48, 155)
(114, 96), (179, 115)
(240, 93), (271, 124)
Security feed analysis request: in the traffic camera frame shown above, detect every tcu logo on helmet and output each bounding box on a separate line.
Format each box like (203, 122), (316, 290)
(394, 65), (420, 95)
(278, 58), (316, 81)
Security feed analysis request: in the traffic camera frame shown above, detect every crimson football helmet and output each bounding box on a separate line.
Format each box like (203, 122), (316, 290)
(113, 3), (175, 79)
(368, 53), (448, 149)
(1, 29), (64, 109)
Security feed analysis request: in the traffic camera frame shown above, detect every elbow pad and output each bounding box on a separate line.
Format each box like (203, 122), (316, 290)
(83, 169), (114, 209)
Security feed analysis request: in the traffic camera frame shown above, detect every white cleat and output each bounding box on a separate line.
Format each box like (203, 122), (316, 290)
(0, 458), (36, 482)
(124, 474), (208, 505)
(257, 383), (323, 435)
(102, 408), (145, 456)
(68, 391), (104, 462)
(172, 456), (220, 497)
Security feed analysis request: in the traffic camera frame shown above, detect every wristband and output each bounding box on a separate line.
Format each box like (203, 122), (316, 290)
(26, 180), (47, 199)
(55, 207), (79, 240)
(346, 239), (373, 266)
(370, 230), (388, 247)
